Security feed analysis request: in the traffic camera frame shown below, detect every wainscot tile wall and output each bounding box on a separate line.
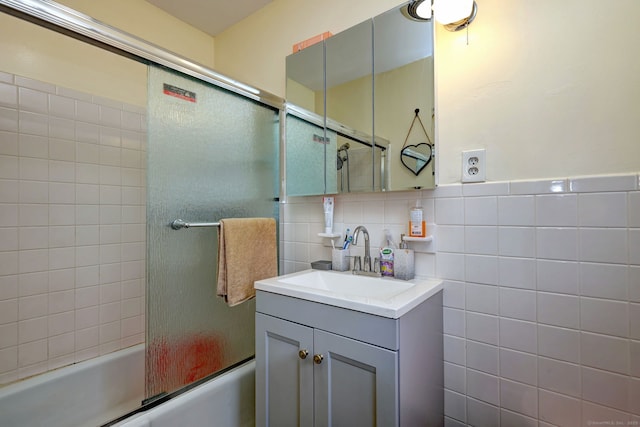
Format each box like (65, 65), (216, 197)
(0, 72), (146, 384)
(282, 173), (640, 426)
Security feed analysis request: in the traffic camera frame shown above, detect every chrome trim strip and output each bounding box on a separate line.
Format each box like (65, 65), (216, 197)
(0, 0), (285, 109)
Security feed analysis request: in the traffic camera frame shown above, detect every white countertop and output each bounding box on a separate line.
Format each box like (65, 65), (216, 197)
(254, 269), (443, 319)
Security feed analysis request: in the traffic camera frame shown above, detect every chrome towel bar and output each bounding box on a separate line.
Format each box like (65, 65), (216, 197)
(171, 219), (220, 230)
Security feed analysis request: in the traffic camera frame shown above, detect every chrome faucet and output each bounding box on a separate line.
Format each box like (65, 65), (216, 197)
(352, 225), (376, 275)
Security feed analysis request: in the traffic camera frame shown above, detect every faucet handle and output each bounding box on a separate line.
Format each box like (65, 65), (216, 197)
(352, 256), (362, 272)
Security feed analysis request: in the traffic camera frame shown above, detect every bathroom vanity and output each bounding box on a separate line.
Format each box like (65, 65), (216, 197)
(254, 270), (443, 426)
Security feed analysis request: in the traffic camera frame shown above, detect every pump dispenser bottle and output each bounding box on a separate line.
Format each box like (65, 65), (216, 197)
(409, 199), (426, 238)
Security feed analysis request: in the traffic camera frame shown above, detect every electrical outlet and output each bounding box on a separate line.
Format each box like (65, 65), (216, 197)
(462, 149), (486, 182)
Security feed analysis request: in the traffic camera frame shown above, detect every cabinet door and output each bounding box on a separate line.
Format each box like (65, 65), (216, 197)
(255, 313), (314, 427)
(313, 330), (399, 427)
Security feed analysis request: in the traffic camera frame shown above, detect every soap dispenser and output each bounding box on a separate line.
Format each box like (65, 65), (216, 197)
(409, 199), (426, 238)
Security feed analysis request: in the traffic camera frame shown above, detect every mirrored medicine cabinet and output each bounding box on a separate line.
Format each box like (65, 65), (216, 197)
(285, 1), (435, 197)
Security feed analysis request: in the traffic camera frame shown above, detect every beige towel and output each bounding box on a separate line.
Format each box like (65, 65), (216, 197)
(216, 217), (277, 306)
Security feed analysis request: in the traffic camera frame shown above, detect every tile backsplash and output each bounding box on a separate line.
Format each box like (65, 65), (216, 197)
(282, 173), (640, 426)
(0, 72), (146, 384)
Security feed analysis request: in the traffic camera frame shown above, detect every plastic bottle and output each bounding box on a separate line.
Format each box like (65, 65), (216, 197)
(409, 199), (426, 237)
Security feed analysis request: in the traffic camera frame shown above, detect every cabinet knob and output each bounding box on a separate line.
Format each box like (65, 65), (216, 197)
(313, 354), (324, 364)
(298, 349), (309, 359)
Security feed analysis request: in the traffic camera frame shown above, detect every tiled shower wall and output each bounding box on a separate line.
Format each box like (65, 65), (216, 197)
(0, 72), (146, 385)
(282, 173), (640, 426)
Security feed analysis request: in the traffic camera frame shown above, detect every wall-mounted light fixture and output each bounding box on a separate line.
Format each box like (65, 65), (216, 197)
(432, 0), (477, 31)
(402, 0), (433, 21)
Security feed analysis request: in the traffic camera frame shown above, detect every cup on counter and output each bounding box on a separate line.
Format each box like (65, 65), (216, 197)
(331, 248), (350, 272)
(393, 249), (415, 280)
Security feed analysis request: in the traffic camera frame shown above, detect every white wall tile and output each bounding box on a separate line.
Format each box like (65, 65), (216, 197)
(49, 160), (75, 182)
(630, 378), (640, 415)
(466, 369), (499, 406)
(631, 340), (640, 378)
(579, 262), (628, 301)
(436, 252), (465, 281)
(462, 182), (509, 197)
(630, 192), (640, 228)
(537, 227), (578, 261)
(580, 297), (629, 337)
(444, 334), (466, 366)
(443, 280), (465, 309)
(436, 197), (464, 225)
(538, 389), (581, 427)
(499, 287), (536, 321)
(500, 378), (538, 418)
(498, 257), (536, 290)
(581, 332), (629, 375)
(49, 117), (74, 141)
(510, 179), (568, 195)
(497, 195), (535, 226)
(581, 367), (629, 412)
(537, 259), (578, 295)
(498, 226), (536, 257)
(444, 390), (466, 423)
(466, 397), (499, 427)
(464, 254), (498, 285)
(466, 283), (498, 315)
(582, 401), (635, 427)
(631, 229), (640, 266)
(464, 197), (497, 225)
(500, 318), (537, 354)
(570, 174), (637, 193)
(19, 135), (48, 160)
(538, 356), (581, 397)
(18, 88), (47, 114)
(631, 303), (640, 340)
(466, 340), (498, 375)
(536, 194), (577, 226)
(499, 348), (537, 386)
(437, 225), (465, 253)
(500, 409), (537, 427)
(466, 312), (498, 345)
(444, 361), (466, 393)
(579, 192), (627, 227)
(538, 292), (580, 329)
(579, 228), (628, 264)
(19, 112), (48, 137)
(465, 226), (498, 255)
(0, 155), (19, 180)
(538, 325), (580, 363)
(443, 308), (465, 338)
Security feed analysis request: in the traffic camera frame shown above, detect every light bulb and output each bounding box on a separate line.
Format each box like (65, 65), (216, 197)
(415, 1), (432, 19)
(433, 0), (474, 25)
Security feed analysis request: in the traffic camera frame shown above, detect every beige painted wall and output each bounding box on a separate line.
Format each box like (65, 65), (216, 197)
(1, 0), (216, 106)
(216, 0), (640, 184)
(214, 0), (401, 97)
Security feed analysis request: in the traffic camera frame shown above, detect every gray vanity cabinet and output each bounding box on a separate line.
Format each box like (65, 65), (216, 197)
(255, 290), (444, 427)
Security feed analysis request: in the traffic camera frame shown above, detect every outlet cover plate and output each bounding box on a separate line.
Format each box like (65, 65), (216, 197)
(462, 149), (486, 183)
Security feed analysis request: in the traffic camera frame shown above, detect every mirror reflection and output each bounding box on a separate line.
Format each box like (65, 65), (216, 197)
(285, 1), (435, 196)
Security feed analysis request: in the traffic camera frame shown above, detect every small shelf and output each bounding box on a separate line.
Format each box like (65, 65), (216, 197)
(402, 235), (433, 242)
(318, 232), (342, 238)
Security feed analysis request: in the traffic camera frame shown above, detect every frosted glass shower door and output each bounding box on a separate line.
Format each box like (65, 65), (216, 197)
(146, 66), (279, 399)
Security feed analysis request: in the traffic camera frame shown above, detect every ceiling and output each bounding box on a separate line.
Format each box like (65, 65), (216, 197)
(146, 0), (273, 36)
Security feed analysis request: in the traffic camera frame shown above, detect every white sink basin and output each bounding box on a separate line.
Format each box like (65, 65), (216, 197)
(255, 269), (442, 318)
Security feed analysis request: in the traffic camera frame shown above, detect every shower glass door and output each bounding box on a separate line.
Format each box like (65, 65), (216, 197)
(146, 65), (279, 399)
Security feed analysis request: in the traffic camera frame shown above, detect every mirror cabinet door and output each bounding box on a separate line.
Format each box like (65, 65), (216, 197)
(284, 1), (436, 197)
(325, 19), (374, 194)
(285, 41), (331, 196)
(374, 6), (435, 191)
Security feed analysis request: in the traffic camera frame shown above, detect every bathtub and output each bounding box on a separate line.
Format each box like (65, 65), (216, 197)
(0, 344), (145, 427)
(0, 344), (255, 427)
(114, 360), (255, 427)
